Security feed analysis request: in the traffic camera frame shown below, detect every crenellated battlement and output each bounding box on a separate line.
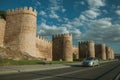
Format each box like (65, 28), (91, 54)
(36, 35), (52, 45)
(73, 46), (78, 48)
(106, 46), (111, 50)
(95, 43), (105, 46)
(79, 40), (94, 45)
(6, 7), (37, 16)
(0, 19), (6, 23)
(53, 34), (72, 39)
(79, 42), (88, 45)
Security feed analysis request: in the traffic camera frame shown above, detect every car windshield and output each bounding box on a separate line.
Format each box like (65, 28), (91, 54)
(85, 57), (94, 60)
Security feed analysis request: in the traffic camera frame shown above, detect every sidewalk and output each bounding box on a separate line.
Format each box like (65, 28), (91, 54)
(0, 64), (71, 75)
(0, 60), (118, 75)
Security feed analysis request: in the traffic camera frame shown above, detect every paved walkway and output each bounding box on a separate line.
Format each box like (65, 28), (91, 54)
(0, 60), (117, 75)
(0, 64), (71, 75)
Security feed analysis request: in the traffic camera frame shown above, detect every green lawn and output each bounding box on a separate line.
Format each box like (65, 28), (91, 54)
(0, 59), (78, 66)
(0, 59), (45, 66)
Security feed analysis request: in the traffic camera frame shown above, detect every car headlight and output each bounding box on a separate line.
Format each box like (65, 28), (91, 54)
(89, 62), (93, 65)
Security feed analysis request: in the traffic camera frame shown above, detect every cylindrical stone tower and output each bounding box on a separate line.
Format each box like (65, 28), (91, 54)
(111, 49), (115, 59)
(106, 47), (111, 60)
(78, 42), (88, 59)
(101, 44), (106, 60)
(52, 34), (73, 61)
(63, 34), (73, 61)
(0, 19), (6, 47)
(52, 34), (63, 61)
(4, 7), (38, 57)
(107, 47), (115, 60)
(88, 40), (95, 57)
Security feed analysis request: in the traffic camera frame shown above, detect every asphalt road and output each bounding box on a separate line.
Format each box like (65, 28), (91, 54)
(0, 61), (120, 80)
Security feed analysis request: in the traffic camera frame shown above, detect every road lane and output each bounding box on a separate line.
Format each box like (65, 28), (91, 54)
(32, 61), (120, 80)
(0, 61), (120, 80)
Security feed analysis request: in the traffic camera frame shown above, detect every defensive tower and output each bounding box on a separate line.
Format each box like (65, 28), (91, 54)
(4, 7), (38, 57)
(79, 41), (88, 58)
(111, 49), (115, 59)
(78, 40), (95, 59)
(95, 44), (106, 60)
(106, 47), (114, 60)
(52, 34), (73, 61)
(88, 40), (95, 57)
(101, 44), (106, 60)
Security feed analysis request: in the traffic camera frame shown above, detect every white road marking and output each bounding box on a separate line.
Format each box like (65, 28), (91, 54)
(114, 73), (120, 80)
(32, 64), (105, 80)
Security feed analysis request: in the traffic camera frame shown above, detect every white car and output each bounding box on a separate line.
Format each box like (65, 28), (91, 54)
(82, 57), (99, 67)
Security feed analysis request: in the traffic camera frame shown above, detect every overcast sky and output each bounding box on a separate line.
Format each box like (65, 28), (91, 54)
(0, 0), (120, 54)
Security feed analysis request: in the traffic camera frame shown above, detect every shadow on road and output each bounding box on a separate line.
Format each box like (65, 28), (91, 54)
(56, 75), (93, 80)
(65, 64), (90, 67)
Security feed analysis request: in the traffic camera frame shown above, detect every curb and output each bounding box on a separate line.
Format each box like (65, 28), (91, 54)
(0, 64), (70, 75)
(0, 60), (118, 75)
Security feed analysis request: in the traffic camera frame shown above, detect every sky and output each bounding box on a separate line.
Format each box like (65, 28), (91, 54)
(0, 0), (120, 54)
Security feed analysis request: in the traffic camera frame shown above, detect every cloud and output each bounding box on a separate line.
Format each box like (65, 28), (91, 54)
(67, 18), (82, 27)
(36, 0), (41, 5)
(102, 10), (108, 14)
(80, 1), (85, 5)
(62, 8), (66, 13)
(70, 28), (81, 40)
(49, 10), (59, 19)
(83, 9), (100, 19)
(80, 18), (120, 43)
(115, 10), (120, 16)
(32, 0), (41, 9)
(38, 23), (69, 36)
(37, 22), (82, 42)
(39, 11), (46, 16)
(79, 15), (87, 21)
(90, 18), (112, 28)
(117, 6), (120, 9)
(32, 0), (119, 53)
(87, 0), (105, 9)
(74, 1), (85, 8)
(48, 0), (66, 20)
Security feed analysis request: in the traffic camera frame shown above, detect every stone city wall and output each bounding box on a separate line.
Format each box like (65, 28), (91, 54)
(36, 36), (52, 61)
(73, 46), (79, 59)
(0, 19), (6, 47)
(0, 6), (115, 61)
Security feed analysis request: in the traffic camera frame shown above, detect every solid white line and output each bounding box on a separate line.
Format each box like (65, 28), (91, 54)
(32, 68), (89, 80)
(32, 64), (105, 80)
(114, 73), (120, 80)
